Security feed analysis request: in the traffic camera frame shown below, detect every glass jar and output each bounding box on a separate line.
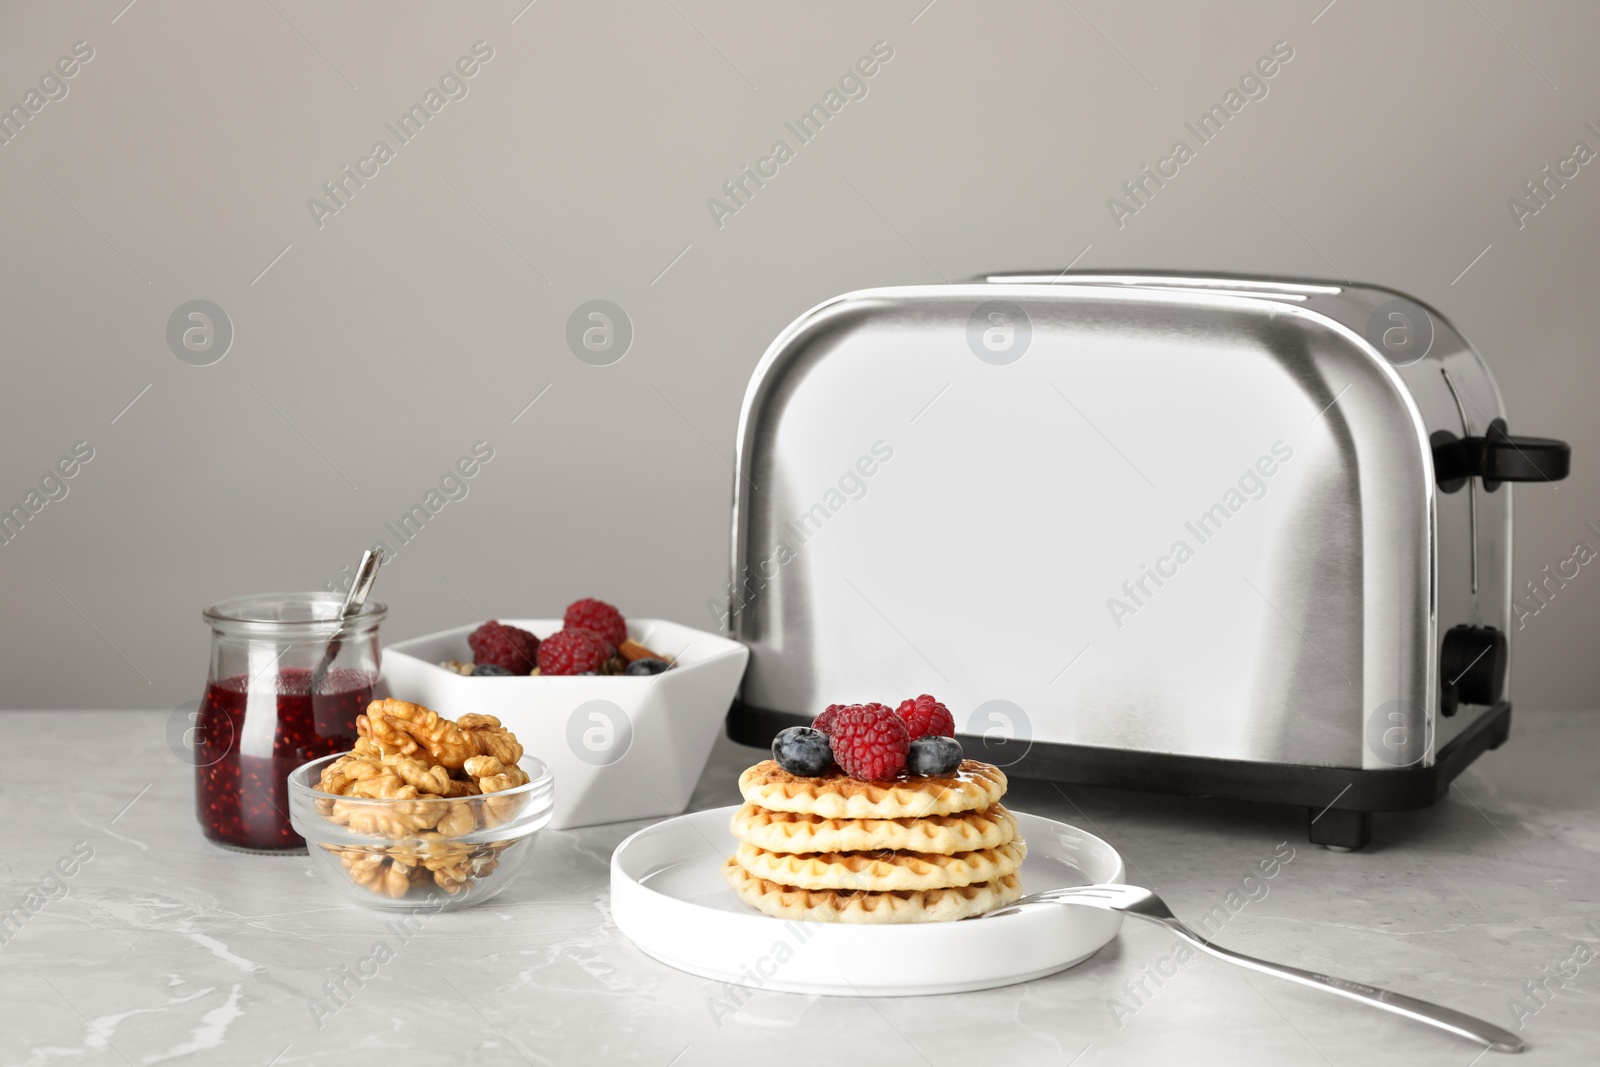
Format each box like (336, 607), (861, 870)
(195, 593), (387, 852)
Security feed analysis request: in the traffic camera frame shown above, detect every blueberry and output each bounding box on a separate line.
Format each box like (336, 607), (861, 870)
(906, 735), (963, 776)
(471, 663), (514, 677)
(772, 726), (834, 777)
(625, 658), (671, 676)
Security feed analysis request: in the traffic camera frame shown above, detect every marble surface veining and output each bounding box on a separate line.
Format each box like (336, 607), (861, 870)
(1, 709), (1597, 1066)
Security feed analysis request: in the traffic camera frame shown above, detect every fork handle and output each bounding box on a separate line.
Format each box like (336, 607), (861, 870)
(1134, 914), (1526, 1053)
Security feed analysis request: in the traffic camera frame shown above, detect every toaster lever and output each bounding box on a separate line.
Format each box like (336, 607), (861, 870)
(1431, 418), (1571, 492)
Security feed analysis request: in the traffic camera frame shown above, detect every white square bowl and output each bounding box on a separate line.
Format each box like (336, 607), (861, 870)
(382, 619), (748, 830)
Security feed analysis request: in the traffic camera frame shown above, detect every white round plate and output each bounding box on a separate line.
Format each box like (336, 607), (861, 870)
(610, 806), (1125, 996)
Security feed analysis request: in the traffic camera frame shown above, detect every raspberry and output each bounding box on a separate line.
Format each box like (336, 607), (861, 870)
(812, 704), (848, 735)
(563, 598), (627, 649)
(536, 630), (610, 676)
(467, 621), (540, 674)
(829, 703), (909, 780)
(896, 694), (955, 740)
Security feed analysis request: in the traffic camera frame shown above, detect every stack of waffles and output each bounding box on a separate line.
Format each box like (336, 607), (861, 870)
(724, 759), (1025, 923)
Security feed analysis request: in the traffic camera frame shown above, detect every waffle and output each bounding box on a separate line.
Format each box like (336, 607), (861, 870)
(738, 759), (1007, 819)
(734, 839), (1026, 892)
(725, 752), (1024, 922)
(723, 858), (1023, 923)
(729, 803), (1020, 855)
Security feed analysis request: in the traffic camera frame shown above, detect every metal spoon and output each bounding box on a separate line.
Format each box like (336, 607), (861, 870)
(986, 883), (1526, 1054)
(311, 548), (383, 694)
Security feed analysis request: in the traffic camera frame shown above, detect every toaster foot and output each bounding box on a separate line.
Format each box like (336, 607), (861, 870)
(1308, 807), (1371, 851)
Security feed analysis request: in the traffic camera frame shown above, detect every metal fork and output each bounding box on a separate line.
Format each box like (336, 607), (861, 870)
(986, 883), (1526, 1054)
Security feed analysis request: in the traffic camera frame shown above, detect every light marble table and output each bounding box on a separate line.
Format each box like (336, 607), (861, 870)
(3, 708), (1596, 1066)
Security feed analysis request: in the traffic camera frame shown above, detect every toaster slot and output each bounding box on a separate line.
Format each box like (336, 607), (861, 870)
(1438, 367), (1479, 594)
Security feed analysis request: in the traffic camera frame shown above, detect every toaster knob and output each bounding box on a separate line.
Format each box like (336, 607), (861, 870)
(1432, 418), (1571, 492)
(1439, 625), (1507, 716)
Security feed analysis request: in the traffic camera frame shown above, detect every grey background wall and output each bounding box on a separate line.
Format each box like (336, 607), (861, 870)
(1, 0), (1595, 712)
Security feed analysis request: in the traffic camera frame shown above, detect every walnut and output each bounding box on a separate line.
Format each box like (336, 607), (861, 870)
(434, 872), (469, 894)
(343, 730), (454, 799)
(319, 763), (444, 834)
(322, 797), (439, 838)
(319, 754), (382, 795)
(319, 749), (456, 836)
(428, 841), (509, 893)
(387, 833), (479, 893)
(350, 731), (418, 765)
(325, 837), (517, 900)
(463, 755), (530, 792)
(486, 797), (524, 829)
(362, 699), (476, 770)
(350, 730), (378, 761)
(345, 771), (415, 801)
(461, 755), (530, 828)
(386, 861), (420, 897)
(332, 847), (413, 899)
(461, 754), (500, 781)
(356, 704), (525, 770)
(474, 849), (504, 881)
(476, 849), (505, 881)
(435, 801), (476, 838)
(457, 714), (524, 765)
(385, 755), (452, 796)
(322, 751), (426, 799)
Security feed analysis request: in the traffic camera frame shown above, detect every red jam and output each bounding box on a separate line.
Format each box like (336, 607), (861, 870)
(194, 667), (382, 851)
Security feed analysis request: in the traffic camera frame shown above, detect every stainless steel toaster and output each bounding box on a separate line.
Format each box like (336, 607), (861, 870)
(722, 273), (1569, 849)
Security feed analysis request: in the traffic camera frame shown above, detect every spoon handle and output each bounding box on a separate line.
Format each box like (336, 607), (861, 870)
(311, 548), (383, 693)
(341, 548), (383, 616)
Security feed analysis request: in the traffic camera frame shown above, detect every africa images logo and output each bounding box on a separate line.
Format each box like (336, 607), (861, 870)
(966, 301), (1031, 365)
(305, 42), (495, 230)
(0, 40), (94, 148)
(1104, 441), (1294, 629)
(1106, 40), (1295, 229)
(705, 41), (894, 229)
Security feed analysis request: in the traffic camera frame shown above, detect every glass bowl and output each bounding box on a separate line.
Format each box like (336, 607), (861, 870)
(288, 752), (554, 910)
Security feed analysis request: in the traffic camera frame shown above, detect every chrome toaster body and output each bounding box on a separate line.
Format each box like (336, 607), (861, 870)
(723, 274), (1569, 848)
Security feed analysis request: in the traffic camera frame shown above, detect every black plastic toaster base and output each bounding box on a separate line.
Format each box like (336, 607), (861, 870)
(725, 701), (1513, 851)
